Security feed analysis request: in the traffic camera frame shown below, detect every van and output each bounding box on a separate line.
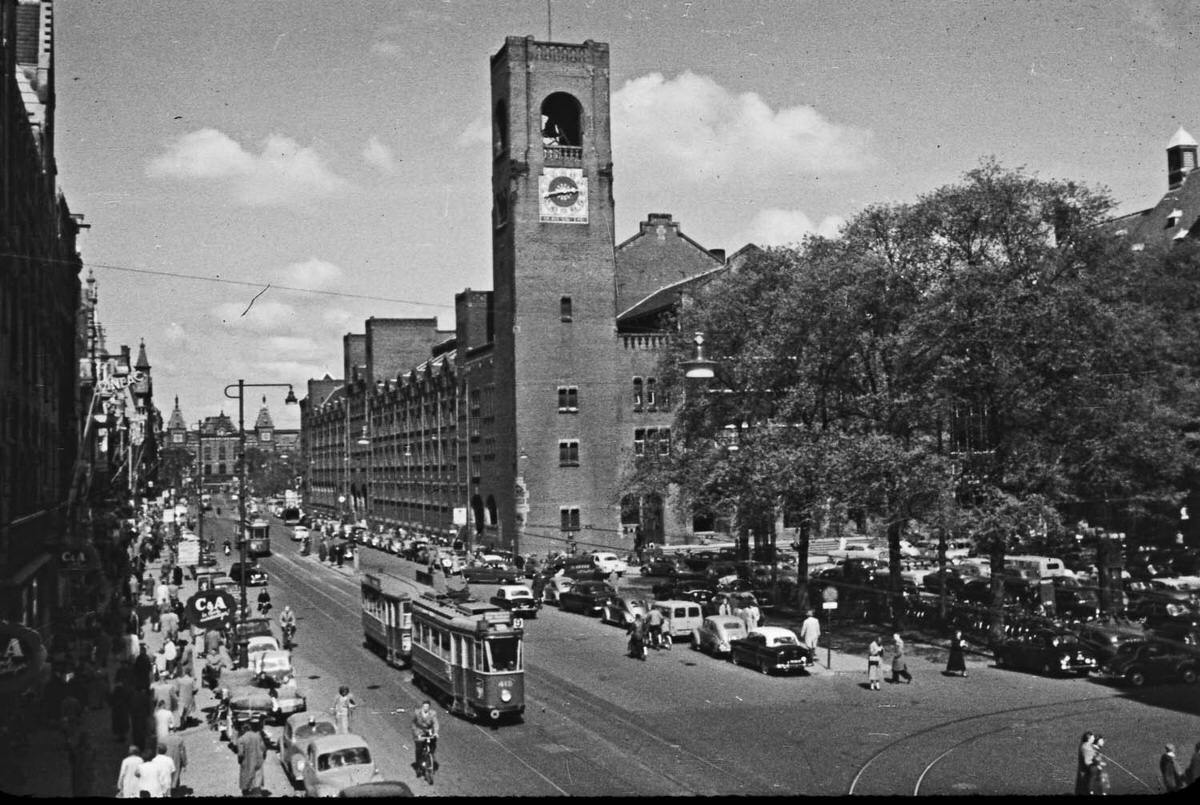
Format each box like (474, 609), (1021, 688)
(650, 600), (704, 641)
(1006, 555), (1069, 579)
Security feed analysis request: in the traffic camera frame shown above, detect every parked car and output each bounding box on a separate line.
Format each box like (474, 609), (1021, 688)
(649, 600), (704, 641)
(246, 635), (282, 665)
(231, 617), (275, 664)
(292, 525), (310, 543)
(652, 578), (717, 601)
(253, 648), (295, 685)
(922, 567), (966, 598)
(337, 781), (415, 798)
(729, 626), (813, 674)
(993, 629), (1098, 676)
(489, 584), (539, 618)
(1050, 576), (1100, 620)
(280, 712), (339, 786)
(539, 575), (576, 606)
(553, 557), (606, 581)
(826, 544), (881, 562)
(461, 561), (524, 585)
(692, 615), (750, 657)
(302, 734), (382, 797)
(589, 552), (629, 576)
(1076, 621), (1147, 664)
(558, 581), (617, 615)
(228, 561), (269, 586)
(600, 595), (649, 627)
(640, 555), (686, 577)
(223, 665), (307, 728)
(1101, 638), (1200, 686)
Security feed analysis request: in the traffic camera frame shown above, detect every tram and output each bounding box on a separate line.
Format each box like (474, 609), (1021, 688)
(361, 572), (413, 667)
(242, 518), (271, 557)
(410, 591), (525, 723)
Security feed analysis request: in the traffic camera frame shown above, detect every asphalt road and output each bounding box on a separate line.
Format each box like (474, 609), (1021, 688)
(210, 513), (1200, 796)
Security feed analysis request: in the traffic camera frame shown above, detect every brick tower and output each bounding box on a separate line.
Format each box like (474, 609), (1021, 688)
(489, 37), (620, 553)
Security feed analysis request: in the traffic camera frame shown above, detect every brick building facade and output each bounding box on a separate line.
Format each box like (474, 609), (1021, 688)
(301, 37), (731, 557)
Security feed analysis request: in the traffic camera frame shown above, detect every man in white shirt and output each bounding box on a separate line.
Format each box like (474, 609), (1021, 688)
(116, 745), (142, 798)
(799, 610), (821, 663)
(136, 743), (175, 798)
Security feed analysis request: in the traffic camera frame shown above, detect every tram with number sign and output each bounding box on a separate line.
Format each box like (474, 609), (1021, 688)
(410, 591), (525, 723)
(360, 572), (413, 667)
(241, 518), (271, 557)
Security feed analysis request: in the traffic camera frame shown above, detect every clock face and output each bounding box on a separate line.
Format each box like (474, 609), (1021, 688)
(539, 168), (588, 224)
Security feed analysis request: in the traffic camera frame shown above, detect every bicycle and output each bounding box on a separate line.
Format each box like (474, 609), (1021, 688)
(281, 623), (295, 651)
(415, 731), (437, 784)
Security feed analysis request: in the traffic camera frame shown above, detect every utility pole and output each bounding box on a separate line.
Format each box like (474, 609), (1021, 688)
(195, 420), (205, 548)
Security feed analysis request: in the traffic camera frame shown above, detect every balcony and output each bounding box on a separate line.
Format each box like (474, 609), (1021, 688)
(543, 144), (582, 166)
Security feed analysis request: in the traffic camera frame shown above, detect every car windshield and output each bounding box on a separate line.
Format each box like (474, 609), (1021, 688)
(296, 722), (337, 740)
(719, 619), (744, 630)
(317, 746), (372, 771)
(772, 634), (798, 645)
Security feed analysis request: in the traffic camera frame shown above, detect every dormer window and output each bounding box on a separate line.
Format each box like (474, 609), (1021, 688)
(1173, 228), (1190, 241)
(1167, 208), (1183, 228)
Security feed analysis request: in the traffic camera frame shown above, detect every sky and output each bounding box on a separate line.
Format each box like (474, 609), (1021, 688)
(53, 0), (1199, 432)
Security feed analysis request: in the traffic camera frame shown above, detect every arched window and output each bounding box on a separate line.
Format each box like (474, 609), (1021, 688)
(632, 378), (643, 411)
(540, 93), (582, 162)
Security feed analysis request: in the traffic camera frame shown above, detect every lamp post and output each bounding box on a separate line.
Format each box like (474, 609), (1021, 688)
(223, 380), (297, 641)
(195, 420), (205, 549)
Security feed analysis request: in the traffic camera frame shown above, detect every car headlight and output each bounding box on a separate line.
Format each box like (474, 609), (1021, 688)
(296, 758), (306, 773)
(500, 688), (513, 702)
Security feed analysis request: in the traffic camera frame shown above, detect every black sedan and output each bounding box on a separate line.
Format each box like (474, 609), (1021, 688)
(557, 581), (617, 616)
(461, 562), (524, 585)
(993, 629), (1098, 676)
(228, 561), (269, 586)
(729, 627), (813, 675)
(1100, 638), (1199, 686)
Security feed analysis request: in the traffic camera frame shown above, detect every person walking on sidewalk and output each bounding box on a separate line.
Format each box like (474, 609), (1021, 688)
(162, 731), (187, 795)
(891, 634), (912, 684)
(331, 685), (358, 734)
(946, 630), (968, 677)
(66, 720), (95, 796)
(1075, 731), (1096, 795)
(116, 745), (142, 798)
(867, 636), (883, 690)
(110, 669), (133, 742)
(1160, 743), (1183, 792)
(174, 670), (197, 729)
(133, 645), (153, 692)
(236, 719), (267, 796)
(153, 698), (174, 744)
(799, 610), (821, 660)
(129, 689), (152, 753)
(136, 742), (175, 798)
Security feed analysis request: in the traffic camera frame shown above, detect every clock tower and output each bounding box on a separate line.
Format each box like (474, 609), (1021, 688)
(489, 37), (620, 552)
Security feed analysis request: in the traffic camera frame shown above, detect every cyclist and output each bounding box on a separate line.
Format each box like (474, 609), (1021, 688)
(256, 588), (272, 616)
(279, 605), (296, 647)
(411, 699), (440, 773)
(645, 605), (665, 649)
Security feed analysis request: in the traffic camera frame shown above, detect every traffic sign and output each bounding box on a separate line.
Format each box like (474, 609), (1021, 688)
(822, 601), (838, 610)
(821, 585), (839, 602)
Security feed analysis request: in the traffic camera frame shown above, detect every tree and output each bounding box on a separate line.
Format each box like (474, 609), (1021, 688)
(157, 445), (195, 494)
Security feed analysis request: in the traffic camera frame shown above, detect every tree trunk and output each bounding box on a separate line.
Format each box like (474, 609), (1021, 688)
(887, 518), (906, 630)
(989, 547), (1007, 647)
(795, 522), (811, 611)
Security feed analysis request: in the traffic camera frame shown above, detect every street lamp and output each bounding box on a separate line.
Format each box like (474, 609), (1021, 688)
(223, 379), (297, 647)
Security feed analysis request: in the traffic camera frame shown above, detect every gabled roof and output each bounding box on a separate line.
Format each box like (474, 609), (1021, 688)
(616, 266), (726, 324)
(253, 398), (274, 430)
(165, 396), (186, 431)
(1109, 169), (1200, 251)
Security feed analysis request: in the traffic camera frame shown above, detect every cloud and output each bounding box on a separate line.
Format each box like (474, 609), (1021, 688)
(147, 128), (348, 206)
(362, 136), (398, 174)
(273, 258), (344, 290)
(613, 71), (872, 185)
(456, 115), (491, 149)
(733, 208), (845, 247)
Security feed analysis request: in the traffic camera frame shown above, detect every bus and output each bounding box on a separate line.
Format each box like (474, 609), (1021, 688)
(361, 572), (413, 667)
(410, 591), (525, 723)
(242, 518), (271, 557)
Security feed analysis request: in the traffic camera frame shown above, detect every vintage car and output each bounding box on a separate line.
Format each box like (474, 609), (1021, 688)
(558, 580), (617, 615)
(489, 584), (539, 618)
(280, 711), (339, 785)
(538, 575), (575, 606)
(292, 525), (310, 543)
(652, 577), (718, 601)
(650, 600), (705, 640)
(231, 617), (276, 664)
(461, 561), (524, 585)
(228, 561), (269, 586)
(246, 635), (282, 663)
(639, 555), (686, 577)
(223, 667), (308, 730)
(1076, 621), (1147, 663)
(729, 626), (813, 674)
(589, 551), (629, 576)
(993, 629), (1098, 676)
(336, 781), (415, 798)
(253, 648), (296, 684)
(692, 615), (750, 657)
(600, 595), (649, 627)
(302, 734), (382, 797)
(1100, 639), (1200, 686)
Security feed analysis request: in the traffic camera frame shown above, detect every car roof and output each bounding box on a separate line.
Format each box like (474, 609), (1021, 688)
(705, 616), (746, 629)
(309, 733), (372, 752)
(653, 599), (700, 607)
(497, 585), (533, 595)
(750, 626), (796, 639)
(337, 781), (414, 798)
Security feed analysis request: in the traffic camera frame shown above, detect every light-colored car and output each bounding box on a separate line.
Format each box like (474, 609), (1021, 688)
(590, 551), (629, 576)
(302, 734), (382, 797)
(292, 526), (310, 543)
(693, 615), (750, 656)
(281, 712), (339, 785)
(650, 600), (704, 640)
(254, 649), (296, 685)
(601, 595), (649, 627)
(540, 575), (575, 605)
(826, 544), (881, 562)
(246, 635), (281, 663)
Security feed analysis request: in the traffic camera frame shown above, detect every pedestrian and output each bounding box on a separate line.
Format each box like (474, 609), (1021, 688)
(126, 606), (142, 637)
(867, 636), (883, 691)
(129, 689), (152, 753)
(163, 637), (178, 675)
(110, 672), (132, 742)
(236, 719), (267, 796)
(174, 670), (197, 729)
(946, 630), (968, 677)
(204, 627), (222, 657)
(172, 564), (184, 587)
(132, 643), (153, 692)
(136, 742), (175, 798)
(126, 573), (140, 606)
(178, 637), (195, 679)
(1076, 731), (1096, 795)
(116, 745), (143, 798)
(799, 610), (821, 658)
(1185, 740), (1200, 787)
(160, 608), (179, 642)
(1160, 743), (1183, 792)
(66, 721), (95, 796)
(153, 646), (170, 681)
(891, 633), (912, 684)
(330, 685), (357, 733)
(318, 538), (328, 564)
(1087, 735), (1111, 795)
(153, 695), (174, 741)
(161, 731), (187, 795)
